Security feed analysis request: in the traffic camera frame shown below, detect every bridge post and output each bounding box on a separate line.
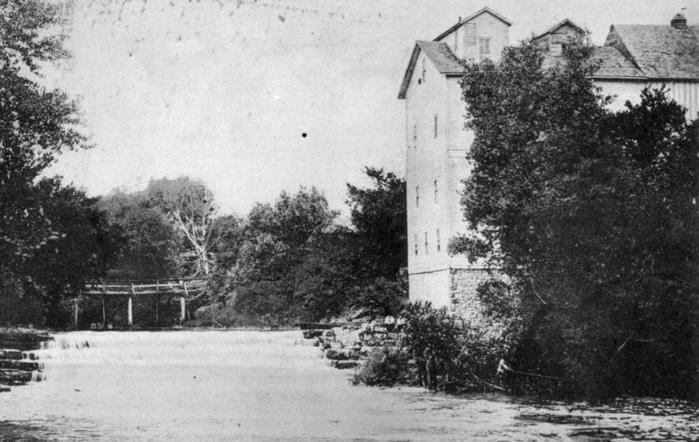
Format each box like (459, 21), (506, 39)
(101, 281), (107, 329)
(128, 282), (135, 328)
(154, 280), (159, 324)
(180, 280), (188, 325)
(127, 296), (133, 328)
(73, 298), (79, 330)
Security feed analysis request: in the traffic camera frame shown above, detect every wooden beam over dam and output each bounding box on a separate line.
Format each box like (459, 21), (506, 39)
(75, 279), (208, 329)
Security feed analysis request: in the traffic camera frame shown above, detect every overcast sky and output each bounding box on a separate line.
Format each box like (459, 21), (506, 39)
(44, 0), (698, 216)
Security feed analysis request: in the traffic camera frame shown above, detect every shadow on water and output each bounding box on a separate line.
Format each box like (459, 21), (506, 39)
(0, 420), (102, 442)
(515, 397), (699, 441)
(0, 421), (47, 442)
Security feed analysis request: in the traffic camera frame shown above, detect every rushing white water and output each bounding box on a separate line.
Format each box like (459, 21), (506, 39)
(0, 331), (696, 441)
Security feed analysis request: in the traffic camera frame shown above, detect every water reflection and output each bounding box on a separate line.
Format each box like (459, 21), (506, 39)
(0, 331), (695, 441)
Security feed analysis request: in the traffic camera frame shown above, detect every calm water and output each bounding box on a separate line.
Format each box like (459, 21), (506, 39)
(0, 331), (696, 441)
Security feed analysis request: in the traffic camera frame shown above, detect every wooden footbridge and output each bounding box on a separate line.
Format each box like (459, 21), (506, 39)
(75, 278), (208, 329)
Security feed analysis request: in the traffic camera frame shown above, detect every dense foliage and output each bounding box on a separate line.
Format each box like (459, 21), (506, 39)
(0, 1), (119, 327)
(450, 40), (699, 399)
(202, 168), (407, 326)
(346, 168), (407, 280)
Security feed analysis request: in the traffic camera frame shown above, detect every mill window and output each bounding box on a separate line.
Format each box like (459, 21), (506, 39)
(415, 185), (420, 207)
(436, 229), (441, 252)
(479, 37), (490, 54)
(424, 232), (429, 254)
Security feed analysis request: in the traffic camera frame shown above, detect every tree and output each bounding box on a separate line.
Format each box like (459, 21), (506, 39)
(228, 187), (338, 323)
(450, 39), (699, 399)
(26, 179), (117, 326)
(99, 190), (180, 281)
(0, 1), (91, 326)
(346, 167), (407, 279)
(290, 227), (359, 320)
(143, 177), (217, 277)
(0, 0), (86, 268)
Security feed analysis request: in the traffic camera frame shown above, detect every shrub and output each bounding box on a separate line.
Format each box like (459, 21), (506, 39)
(352, 347), (409, 387)
(352, 302), (504, 393)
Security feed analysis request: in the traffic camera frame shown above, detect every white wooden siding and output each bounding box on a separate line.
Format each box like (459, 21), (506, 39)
(597, 80), (699, 121)
(405, 50), (450, 279)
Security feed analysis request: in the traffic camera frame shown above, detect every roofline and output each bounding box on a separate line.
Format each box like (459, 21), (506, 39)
(533, 18), (585, 40)
(593, 75), (699, 82)
(398, 44), (421, 99)
(434, 7), (512, 42)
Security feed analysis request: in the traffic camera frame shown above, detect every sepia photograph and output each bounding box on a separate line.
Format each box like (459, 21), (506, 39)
(0, 0), (698, 440)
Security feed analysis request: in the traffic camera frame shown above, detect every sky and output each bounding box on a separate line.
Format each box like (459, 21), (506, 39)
(43, 0), (699, 217)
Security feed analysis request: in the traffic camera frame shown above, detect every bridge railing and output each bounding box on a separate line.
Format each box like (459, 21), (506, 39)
(83, 279), (208, 297)
(75, 278), (210, 329)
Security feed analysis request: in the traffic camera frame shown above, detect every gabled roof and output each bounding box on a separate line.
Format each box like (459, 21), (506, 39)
(398, 7), (511, 99)
(397, 41), (464, 99)
(602, 24), (699, 79)
(434, 7), (512, 42)
(591, 46), (645, 78)
(533, 18), (585, 40)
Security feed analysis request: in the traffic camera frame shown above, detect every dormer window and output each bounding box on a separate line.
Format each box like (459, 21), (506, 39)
(479, 37), (490, 54)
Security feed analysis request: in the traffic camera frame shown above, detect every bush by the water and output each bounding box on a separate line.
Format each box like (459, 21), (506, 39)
(353, 302), (506, 393)
(352, 347), (410, 387)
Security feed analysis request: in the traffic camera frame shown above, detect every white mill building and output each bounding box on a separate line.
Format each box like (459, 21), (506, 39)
(399, 8), (699, 310)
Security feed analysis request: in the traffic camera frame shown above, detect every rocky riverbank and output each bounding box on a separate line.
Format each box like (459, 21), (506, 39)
(0, 328), (50, 393)
(301, 325), (699, 441)
(0, 328), (52, 350)
(301, 321), (403, 370)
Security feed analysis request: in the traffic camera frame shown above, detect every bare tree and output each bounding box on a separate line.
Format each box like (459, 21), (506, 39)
(144, 177), (216, 277)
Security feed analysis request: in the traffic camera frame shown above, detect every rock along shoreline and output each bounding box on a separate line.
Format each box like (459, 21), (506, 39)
(0, 328), (51, 393)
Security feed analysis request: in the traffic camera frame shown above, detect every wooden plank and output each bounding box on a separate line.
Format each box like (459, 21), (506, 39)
(85, 290), (190, 296)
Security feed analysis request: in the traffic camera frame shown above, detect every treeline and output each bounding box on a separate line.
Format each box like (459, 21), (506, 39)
(92, 169), (408, 328)
(202, 168), (407, 326)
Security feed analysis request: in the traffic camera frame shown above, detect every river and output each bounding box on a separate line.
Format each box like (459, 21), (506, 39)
(0, 331), (696, 441)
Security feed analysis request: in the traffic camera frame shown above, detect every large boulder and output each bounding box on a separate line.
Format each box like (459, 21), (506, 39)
(0, 359), (42, 371)
(1, 349), (23, 360)
(302, 329), (324, 339)
(0, 369), (32, 385)
(332, 360), (358, 370)
(324, 349), (348, 360)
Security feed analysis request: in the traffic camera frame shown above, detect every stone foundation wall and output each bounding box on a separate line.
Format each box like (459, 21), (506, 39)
(449, 268), (506, 338)
(408, 269), (451, 307)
